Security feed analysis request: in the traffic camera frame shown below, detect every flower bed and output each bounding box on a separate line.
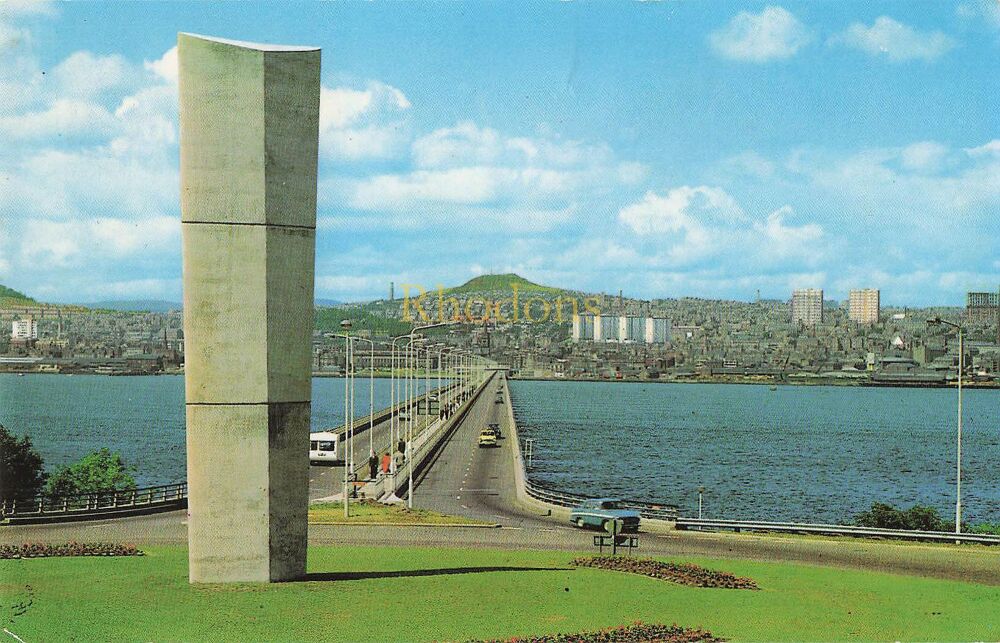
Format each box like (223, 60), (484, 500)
(571, 557), (757, 590)
(472, 621), (723, 642)
(0, 542), (144, 559)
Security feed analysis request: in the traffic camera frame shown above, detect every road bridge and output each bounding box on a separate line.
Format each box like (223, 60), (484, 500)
(6, 372), (1000, 585)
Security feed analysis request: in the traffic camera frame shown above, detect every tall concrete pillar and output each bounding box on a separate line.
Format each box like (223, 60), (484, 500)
(178, 33), (320, 583)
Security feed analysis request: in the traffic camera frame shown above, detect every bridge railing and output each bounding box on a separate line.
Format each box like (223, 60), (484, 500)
(522, 478), (679, 522)
(1, 482), (188, 521)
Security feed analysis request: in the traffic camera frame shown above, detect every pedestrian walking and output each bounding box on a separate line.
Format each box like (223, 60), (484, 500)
(380, 451), (391, 476)
(368, 451), (378, 481)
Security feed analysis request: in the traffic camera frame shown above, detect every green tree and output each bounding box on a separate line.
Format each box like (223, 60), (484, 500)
(0, 424), (47, 501)
(44, 448), (137, 497)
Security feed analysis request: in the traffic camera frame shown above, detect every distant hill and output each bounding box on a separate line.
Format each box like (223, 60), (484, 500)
(86, 300), (182, 313)
(315, 298), (343, 307)
(445, 273), (565, 295)
(0, 284), (36, 304)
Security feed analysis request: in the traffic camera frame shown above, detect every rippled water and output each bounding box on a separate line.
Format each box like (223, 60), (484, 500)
(509, 380), (1000, 524)
(0, 374), (442, 487)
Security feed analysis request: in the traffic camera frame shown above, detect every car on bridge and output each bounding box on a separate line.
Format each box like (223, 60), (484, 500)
(485, 422), (502, 439)
(478, 429), (498, 448)
(569, 498), (640, 532)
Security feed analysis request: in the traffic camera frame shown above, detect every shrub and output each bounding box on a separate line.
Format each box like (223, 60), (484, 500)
(968, 523), (1000, 536)
(571, 556), (758, 590)
(471, 621), (724, 642)
(0, 541), (143, 559)
(44, 448), (137, 498)
(854, 502), (950, 532)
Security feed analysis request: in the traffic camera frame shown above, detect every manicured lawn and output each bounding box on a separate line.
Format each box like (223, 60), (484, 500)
(2, 545), (999, 641)
(309, 500), (492, 525)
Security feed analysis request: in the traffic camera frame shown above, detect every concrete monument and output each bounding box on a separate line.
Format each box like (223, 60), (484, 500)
(178, 33), (320, 583)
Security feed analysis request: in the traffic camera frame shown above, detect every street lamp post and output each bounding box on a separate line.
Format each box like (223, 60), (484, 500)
(333, 335), (376, 465)
(927, 316), (964, 534)
(340, 319), (352, 519)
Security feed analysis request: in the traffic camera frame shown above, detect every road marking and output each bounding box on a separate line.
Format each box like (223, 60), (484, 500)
(456, 496), (461, 499)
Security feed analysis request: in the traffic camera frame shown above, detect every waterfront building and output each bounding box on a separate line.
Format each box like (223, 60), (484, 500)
(791, 289), (823, 326)
(849, 289), (880, 325)
(967, 290), (999, 325)
(11, 317), (37, 340)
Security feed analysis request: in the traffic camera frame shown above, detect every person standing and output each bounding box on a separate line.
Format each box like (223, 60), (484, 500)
(380, 451), (391, 477)
(368, 451), (378, 481)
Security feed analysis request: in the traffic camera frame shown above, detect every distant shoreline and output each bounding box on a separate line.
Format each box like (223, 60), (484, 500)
(4, 369), (998, 390)
(507, 374), (1000, 390)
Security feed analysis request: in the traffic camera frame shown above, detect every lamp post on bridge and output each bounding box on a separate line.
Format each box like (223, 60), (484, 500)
(927, 316), (965, 534)
(333, 334), (376, 467)
(340, 319), (352, 519)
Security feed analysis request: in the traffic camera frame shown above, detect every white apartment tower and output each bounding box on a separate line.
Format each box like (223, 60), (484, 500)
(791, 289), (824, 326)
(849, 289), (880, 325)
(11, 317), (37, 340)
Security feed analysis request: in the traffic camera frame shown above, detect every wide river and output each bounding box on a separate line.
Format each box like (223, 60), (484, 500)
(508, 380), (1000, 524)
(3, 374), (998, 524)
(0, 374), (440, 489)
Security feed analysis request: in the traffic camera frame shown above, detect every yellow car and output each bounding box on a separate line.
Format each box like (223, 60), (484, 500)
(478, 430), (498, 448)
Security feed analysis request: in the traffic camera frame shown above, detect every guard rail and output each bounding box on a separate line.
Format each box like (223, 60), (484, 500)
(675, 517), (1000, 545)
(2, 482), (188, 524)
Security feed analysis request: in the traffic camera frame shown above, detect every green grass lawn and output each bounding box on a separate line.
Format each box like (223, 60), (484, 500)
(308, 500), (492, 525)
(2, 545), (999, 641)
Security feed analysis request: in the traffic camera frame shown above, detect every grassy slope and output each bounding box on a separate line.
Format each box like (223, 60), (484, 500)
(445, 273), (566, 295)
(3, 546), (999, 641)
(0, 284), (36, 307)
(308, 501), (491, 525)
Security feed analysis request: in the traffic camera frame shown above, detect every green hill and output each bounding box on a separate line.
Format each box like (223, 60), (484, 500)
(445, 273), (565, 295)
(0, 284), (36, 305)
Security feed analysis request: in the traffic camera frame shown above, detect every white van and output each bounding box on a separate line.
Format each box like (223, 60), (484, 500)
(309, 430), (344, 464)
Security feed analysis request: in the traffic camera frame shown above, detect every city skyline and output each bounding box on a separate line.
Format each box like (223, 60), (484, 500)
(1, 2), (999, 306)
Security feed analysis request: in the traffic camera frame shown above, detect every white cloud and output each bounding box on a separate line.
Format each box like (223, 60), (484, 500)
(19, 216), (179, 267)
(0, 1), (57, 17)
(339, 121), (643, 219)
(0, 99), (116, 140)
(965, 140), (1000, 158)
(319, 81), (410, 160)
(615, 188), (827, 270)
(708, 6), (811, 62)
(52, 50), (133, 98)
(790, 140), (1000, 220)
(144, 46), (177, 86)
(413, 121), (615, 169)
(618, 187), (744, 236)
(957, 1), (1000, 29)
(830, 17), (956, 61)
(753, 206), (824, 261)
(899, 141), (950, 172)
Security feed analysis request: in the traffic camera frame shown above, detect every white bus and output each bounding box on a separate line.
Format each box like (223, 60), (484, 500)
(309, 430), (345, 464)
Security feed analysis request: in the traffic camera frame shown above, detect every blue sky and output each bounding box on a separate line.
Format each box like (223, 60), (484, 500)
(1, 1), (998, 306)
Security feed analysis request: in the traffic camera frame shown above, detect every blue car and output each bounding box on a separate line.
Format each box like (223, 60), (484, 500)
(569, 498), (641, 533)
